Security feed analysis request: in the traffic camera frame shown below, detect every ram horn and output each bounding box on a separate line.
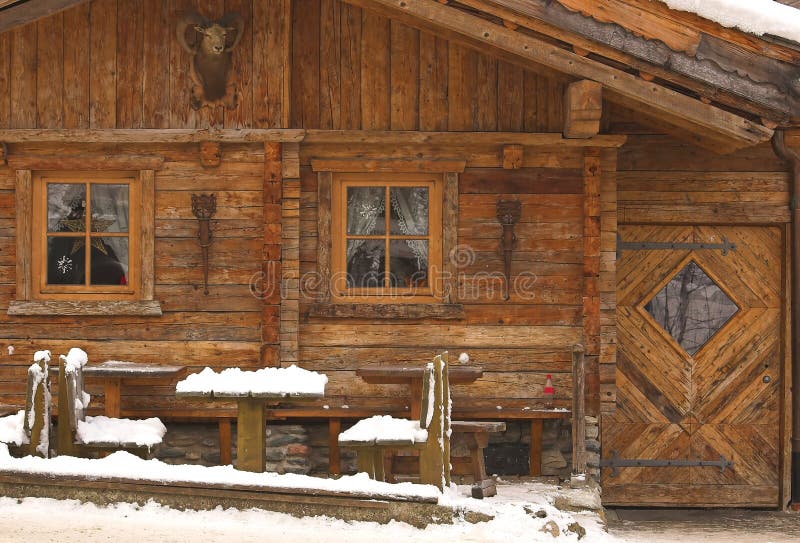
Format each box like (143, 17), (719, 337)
(219, 13), (245, 52)
(176, 11), (207, 54)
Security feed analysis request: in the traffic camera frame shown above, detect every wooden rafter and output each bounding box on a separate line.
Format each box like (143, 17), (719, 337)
(0, 0), (89, 33)
(464, 0), (799, 122)
(345, 0), (773, 152)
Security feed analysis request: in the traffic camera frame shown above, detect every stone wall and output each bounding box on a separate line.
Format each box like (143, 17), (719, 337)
(151, 419), (583, 481)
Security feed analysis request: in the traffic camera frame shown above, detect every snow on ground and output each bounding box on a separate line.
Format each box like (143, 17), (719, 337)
(0, 445), (440, 501)
(663, 0), (800, 43)
(0, 480), (613, 543)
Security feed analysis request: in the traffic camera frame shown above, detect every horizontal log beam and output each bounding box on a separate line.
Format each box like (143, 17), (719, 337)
(344, 0), (773, 151)
(304, 130), (627, 147)
(0, 129), (306, 143)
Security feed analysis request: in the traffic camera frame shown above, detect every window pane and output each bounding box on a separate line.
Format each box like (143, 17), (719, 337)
(346, 240), (385, 288)
(47, 236), (85, 285)
(390, 187), (428, 235)
(48, 184), (86, 232)
(347, 187), (386, 235)
(644, 261), (738, 355)
(389, 240), (428, 288)
(90, 237), (129, 285)
(91, 184), (129, 232)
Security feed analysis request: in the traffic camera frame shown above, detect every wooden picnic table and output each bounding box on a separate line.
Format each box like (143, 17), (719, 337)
(50, 360), (185, 418)
(176, 367), (326, 472)
(356, 365), (483, 419)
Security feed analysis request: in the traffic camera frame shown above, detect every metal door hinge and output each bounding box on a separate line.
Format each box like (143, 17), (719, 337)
(601, 450), (734, 477)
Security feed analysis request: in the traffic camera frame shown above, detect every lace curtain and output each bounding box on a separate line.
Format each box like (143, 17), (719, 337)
(345, 187), (429, 272)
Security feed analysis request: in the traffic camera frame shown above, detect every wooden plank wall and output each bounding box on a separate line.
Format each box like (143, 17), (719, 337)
(0, 0), (290, 130)
(296, 150), (590, 412)
(0, 142), (272, 415)
(0, 0), (566, 132)
(290, 0), (566, 131)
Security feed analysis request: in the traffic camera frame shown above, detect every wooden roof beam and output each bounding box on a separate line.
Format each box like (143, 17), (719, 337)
(0, 0), (89, 34)
(345, 0), (772, 152)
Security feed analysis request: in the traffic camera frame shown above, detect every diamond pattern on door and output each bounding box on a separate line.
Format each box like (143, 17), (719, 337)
(643, 261), (739, 355)
(602, 225), (784, 507)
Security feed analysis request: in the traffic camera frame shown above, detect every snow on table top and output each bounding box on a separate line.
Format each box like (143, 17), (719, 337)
(0, 445), (440, 502)
(664, 0), (800, 43)
(339, 415), (428, 445)
(0, 411), (26, 447)
(77, 416), (166, 448)
(176, 365), (328, 398)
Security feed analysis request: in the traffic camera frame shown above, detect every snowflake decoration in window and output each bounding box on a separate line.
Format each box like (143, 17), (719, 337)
(359, 202), (381, 220)
(56, 255), (73, 276)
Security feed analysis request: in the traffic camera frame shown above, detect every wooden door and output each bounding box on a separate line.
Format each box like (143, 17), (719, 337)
(602, 225), (786, 507)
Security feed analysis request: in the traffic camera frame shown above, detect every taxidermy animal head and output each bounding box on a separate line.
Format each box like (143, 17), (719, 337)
(176, 12), (245, 109)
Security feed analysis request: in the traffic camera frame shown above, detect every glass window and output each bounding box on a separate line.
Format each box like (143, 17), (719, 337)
(332, 174), (441, 301)
(34, 174), (138, 299)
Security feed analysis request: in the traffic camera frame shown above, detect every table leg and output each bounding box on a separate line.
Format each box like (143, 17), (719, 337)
(218, 419), (232, 465)
(328, 418), (341, 476)
(104, 379), (122, 418)
(530, 419), (543, 476)
(236, 398), (266, 472)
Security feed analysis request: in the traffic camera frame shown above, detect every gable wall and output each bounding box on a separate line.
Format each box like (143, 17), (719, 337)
(0, 0), (568, 132)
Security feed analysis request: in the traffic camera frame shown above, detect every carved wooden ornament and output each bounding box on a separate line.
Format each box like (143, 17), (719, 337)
(496, 199), (521, 301)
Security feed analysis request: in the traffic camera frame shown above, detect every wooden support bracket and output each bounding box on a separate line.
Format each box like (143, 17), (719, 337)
(200, 142), (221, 168)
(0, 142), (7, 165)
(564, 80), (603, 139)
(502, 145), (523, 169)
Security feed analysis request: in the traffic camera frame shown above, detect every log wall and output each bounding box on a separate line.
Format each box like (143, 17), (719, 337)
(0, 142), (273, 414)
(295, 146), (599, 413)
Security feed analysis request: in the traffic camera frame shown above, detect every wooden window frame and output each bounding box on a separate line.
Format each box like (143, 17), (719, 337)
(311, 160), (462, 318)
(8, 168), (160, 316)
(331, 173), (443, 304)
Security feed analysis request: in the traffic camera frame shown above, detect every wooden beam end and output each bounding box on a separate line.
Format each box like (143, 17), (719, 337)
(200, 142), (221, 168)
(502, 145), (524, 169)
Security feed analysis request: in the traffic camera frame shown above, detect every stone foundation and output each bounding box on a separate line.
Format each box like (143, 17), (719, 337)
(152, 418), (590, 482)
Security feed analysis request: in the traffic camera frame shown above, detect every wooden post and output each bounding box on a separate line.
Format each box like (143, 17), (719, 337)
(419, 355), (447, 490)
(572, 344), (587, 475)
(529, 420), (542, 476)
(26, 357), (49, 458)
(236, 398), (266, 472)
(218, 419), (232, 465)
(328, 418), (341, 475)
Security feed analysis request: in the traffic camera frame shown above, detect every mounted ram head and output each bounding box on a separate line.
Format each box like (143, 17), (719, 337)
(176, 12), (245, 110)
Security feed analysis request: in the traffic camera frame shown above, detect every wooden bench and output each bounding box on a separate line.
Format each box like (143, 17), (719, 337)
(338, 353), (506, 497)
(0, 351), (51, 458)
(57, 349), (167, 458)
(338, 354), (451, 490)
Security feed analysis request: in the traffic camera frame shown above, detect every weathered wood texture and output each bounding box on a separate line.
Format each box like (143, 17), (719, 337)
(602, 130), (791, 506)
(0, 0), (291, 130)
(298, 150), (596, 411)
(603, 224), (784, 507)
(0, 142), (272, 413)
(290, 0), (567, 132)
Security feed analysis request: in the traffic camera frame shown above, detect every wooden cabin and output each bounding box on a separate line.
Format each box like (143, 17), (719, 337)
(0, 0), (798, 508)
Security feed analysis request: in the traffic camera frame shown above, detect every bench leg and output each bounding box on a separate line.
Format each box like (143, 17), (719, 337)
(530, 419), (543, 476)
(357, 448), (385, 481)
(218, 419), (232, 465)
(463, 432), (496, 499)
(328, 418), (341, 476)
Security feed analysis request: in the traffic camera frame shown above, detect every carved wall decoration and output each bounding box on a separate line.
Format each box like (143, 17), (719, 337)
(176, 12), (245, 110)
(191, 193), (217, 295)
(496, 199), (521, 301)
